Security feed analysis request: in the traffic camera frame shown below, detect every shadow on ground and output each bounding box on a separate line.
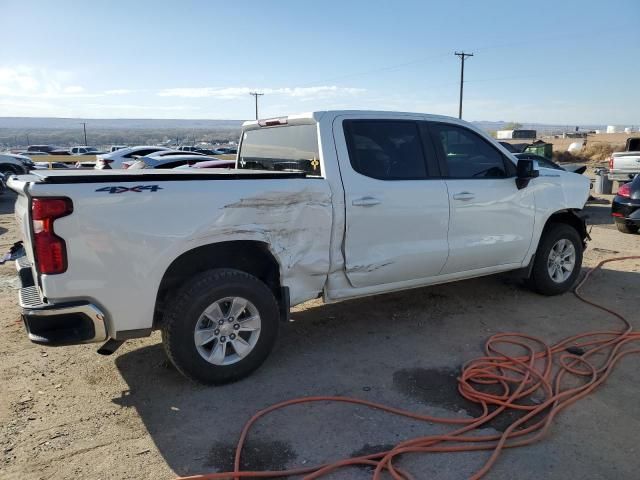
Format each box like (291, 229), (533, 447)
(112, 265), (639, 477)
(582, 199), (613, 226)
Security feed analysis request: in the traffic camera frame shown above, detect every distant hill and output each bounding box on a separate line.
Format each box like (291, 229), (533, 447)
(0, 116), (608, 149)
(0, 117), (244, 130)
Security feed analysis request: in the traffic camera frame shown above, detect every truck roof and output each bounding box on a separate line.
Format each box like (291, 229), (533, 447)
(242, 110), (464, 129)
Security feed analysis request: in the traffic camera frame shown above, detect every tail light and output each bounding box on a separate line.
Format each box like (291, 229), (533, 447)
(608, 156), (614, 170)
(617, 182), (631, 198)
(31, 198), (73, 274)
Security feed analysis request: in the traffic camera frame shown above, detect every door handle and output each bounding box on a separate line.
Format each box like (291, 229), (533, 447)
(352, 196), (382, 207)
(452, 192), (475, 201)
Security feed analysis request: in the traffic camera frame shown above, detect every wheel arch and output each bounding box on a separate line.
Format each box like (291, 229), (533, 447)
(154, 240), (287, 328)
(542, 209), (589, 245)
(0, 162), (20, 174)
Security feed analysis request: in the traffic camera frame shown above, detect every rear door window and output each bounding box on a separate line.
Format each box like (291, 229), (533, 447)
(343, 120), (429, 180)
(238, 124), (321, 176)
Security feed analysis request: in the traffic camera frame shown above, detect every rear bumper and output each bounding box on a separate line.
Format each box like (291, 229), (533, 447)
(16, 254), (107, 346)
(608, 171), (638, 181)
(611, 196), (640, 225)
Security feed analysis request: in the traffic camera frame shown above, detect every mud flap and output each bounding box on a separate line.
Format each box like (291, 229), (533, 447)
(0, 241), (24, 265)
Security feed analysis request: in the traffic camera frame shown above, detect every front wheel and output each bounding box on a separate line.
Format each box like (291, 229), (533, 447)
(526, 224), (583, 296)
(161, 268), (280, 384)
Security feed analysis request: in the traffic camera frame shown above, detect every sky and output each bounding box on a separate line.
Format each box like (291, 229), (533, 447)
(0, 0), (638, 124)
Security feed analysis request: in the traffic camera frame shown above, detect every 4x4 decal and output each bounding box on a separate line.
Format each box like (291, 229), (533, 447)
(95, 185), (163, 194)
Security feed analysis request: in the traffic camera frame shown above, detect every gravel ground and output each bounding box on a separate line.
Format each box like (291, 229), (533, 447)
(1, 187), (639, 480)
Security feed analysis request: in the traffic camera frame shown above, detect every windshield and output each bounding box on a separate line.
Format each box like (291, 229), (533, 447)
(238, 124), (321, 176)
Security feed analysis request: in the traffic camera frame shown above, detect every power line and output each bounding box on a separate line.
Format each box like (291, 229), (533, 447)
(298, 52), (451, 87)
(249, 92), (264, 120)
(295, 24), (634, 90)
(454, 52), (473, 119)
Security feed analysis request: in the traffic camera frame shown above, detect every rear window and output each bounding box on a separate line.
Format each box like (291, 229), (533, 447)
(238, 124), (321, 176)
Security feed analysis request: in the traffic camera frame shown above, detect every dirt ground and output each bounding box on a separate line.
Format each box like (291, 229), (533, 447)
(1, 181), (639, 480)
(502, 132), (640, 156)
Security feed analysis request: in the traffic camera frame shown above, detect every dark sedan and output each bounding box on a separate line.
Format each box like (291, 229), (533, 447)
(611, 175), (640, 234)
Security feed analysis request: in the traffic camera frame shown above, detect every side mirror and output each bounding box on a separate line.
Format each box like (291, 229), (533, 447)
(516, 158), (539, 189)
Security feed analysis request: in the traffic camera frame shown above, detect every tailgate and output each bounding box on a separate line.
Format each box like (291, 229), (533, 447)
(612, 153), (640, 173)
(7, 176), (36, 265)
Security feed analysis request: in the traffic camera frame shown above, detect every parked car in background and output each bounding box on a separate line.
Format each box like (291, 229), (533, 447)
(21, 151), (50, 157)
(26, 145), (57, 153)
(611, 175), (640, 234)
(194, 148), (225, 155)
(119, 150), (205, 168)
(215, 146), (237, 154)
(145, 150), (205, 159)
(7, 110), (591, 384)
(177, 146), (199, 152)
(126, 154), (220, 170)
(110, 145), (128, 152)
(70, 146), (99, 155)
(95, 146), (171, 169)
(514, 153), (587, 175)
(80, 150), (107, 155)
(49, 149), (72, 156)
(608, 137), (640, 181)
(0, 153), (35, 175)
(33, 161), (70, 169)
(173, 159), (236, 169)
(498, 142), (529, 153)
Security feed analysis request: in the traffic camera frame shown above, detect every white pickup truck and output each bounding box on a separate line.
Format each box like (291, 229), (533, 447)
(608, 137), (640, 181)
(7, 111), (590, 384)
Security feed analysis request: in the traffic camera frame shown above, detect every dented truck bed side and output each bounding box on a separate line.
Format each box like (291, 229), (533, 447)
(9, 171), (333, 338)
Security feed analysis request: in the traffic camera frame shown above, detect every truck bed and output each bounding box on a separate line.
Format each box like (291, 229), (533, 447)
(20, 168), (306, 184)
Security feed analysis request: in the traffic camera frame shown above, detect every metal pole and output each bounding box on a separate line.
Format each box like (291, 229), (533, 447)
(80, 122), (87, 144)
(249, 92), (264, 120)
(454, 52), (473, 119)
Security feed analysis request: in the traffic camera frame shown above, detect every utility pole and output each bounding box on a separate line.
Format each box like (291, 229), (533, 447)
(454, 52), (473, 119)
(80, 122), (88, 145)
(249, 92), (264, 120)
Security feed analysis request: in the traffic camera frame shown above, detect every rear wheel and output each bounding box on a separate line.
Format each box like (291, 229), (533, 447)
(527, 224), (583, 296)
(161, 268), (280, 384)
(615, 221), (639, 234)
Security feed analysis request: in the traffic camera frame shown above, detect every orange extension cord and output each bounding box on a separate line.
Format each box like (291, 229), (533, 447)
(178, 256), (640, 480)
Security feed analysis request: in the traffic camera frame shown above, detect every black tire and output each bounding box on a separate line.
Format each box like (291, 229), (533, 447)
(615, 221), (639, 234)
(161, 268), (280, 384)
(0, 164), (18, 176)
(526, 223), (583, 296)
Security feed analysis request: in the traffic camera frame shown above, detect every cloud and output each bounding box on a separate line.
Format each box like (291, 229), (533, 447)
(63, 85), (85, 94)
(157, 85), (365, 99)
(84, 103), (198, 111)
(0, 66), (101, 98)
(104, 89), (134, 95)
